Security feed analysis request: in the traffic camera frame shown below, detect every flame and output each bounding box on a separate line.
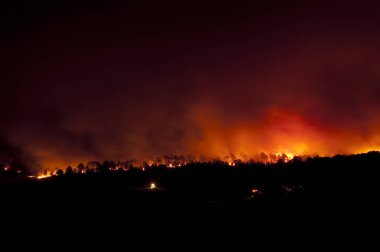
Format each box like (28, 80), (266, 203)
(274, 150), (295, 163)
(37, 174), (52, 179)
(28, 170), (54, 179)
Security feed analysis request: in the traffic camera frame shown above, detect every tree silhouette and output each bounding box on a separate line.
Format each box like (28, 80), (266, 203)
(65, 166), (73, 175)
(56, 169), (64, 176)
(97, 161), (110, 173)
(77, 163), (85, 173)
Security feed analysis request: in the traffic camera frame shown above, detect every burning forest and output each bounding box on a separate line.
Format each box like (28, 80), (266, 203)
(2, 1), (380, 218)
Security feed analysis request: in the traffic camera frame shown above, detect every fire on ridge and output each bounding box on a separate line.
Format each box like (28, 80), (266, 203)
(21, 150), (326, 180)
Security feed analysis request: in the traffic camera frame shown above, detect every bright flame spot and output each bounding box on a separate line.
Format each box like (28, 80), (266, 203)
(37, 174), (51, 179)
(27, 174), (50, 179)
(34, 170), (54, 179)
(251, 188), (263, 198)
(150, 183), (156, 190)
(252, 189), (259, 193)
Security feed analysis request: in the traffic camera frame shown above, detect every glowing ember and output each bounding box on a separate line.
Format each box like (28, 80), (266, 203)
(251, 188), (263, 198)
(150, 183), (157, 190)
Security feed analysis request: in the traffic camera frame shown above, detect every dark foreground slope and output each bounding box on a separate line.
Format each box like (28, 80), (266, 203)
(1, 152), (380, 220)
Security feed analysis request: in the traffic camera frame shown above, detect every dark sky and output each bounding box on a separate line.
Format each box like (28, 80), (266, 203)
(2, 0), (380, 170)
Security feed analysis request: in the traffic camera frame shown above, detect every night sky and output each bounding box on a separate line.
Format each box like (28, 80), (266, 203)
(1, 0), (380, 171)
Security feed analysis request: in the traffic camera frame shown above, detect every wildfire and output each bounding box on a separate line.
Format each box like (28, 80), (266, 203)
(25, 151), (300, 178)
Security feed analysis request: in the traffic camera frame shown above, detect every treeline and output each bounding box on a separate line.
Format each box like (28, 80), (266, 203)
(1, 151), (380, 178)
(1, 152), (380, 206)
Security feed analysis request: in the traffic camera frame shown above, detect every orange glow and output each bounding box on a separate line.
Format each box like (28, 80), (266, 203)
(21, 106), (380, 174)
(189, 105), (380, 161)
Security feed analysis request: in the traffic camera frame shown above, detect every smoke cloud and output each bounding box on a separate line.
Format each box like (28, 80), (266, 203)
(1, 1), (380, 170)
